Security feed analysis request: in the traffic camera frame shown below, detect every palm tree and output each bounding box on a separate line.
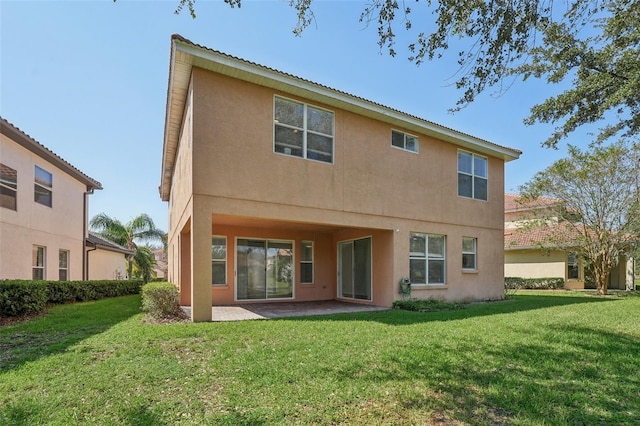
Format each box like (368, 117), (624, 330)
(90, 213), (166, 281)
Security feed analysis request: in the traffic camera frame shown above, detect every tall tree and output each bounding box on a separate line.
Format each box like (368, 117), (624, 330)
(90, 213), (166, 282)
(518, 141), (640, 295)
(164, 0), (640, 148)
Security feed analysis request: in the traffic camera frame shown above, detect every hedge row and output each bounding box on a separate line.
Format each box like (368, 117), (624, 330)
(505, 277), (565, 290)
(0, 279), (143, 317)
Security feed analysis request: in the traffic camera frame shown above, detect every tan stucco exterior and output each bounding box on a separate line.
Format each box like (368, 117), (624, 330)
(1, 122), (101, 280)
(504, 249), (585, 289)
(162, 36), (521, 321)
(87, 248), (128, 280)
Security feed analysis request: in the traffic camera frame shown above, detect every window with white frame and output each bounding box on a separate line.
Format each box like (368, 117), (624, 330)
(410, 233), (446, 285)
(274, 96), (334, 163)
(33, 246), (46, 280)
(0, 163), (17, 211)
(34, 165), (53, 207)
(212, 236), (227, 285)
(458, 151), (488, 201)
(391, 130), (418, 153)
(462, 237), (477, 270)
(300, 240), (314, 284)
(567, 252), (580, 280)
(59, 250), (69, 280)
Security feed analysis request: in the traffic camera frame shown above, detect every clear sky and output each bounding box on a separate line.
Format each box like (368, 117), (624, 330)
(1, 0), (597, 232)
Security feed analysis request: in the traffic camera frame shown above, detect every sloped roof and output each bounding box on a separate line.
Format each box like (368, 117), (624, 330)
(160, 34), (522, 201)
(504, 193), (561, 213)
(87, 232), (135, 255)
(504, 221), (582, 250)
(1, 116), (102, 191)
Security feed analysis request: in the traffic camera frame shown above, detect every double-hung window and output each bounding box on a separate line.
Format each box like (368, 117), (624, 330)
(0, 163), (17, 210)
(274, 96), (334, 164)
(567, 252), (580, 280)
(34, 165), (53, 207)
(458, 151), (488, 201)
(462, 237), (477, 270)
(300, 240), (314, 284)
(410, 233), (446, 285)
(33, 246), (46, 280)
(391, 130), (418, 153)
(59, 250), (69, 280)
(212, 236), (227, 285)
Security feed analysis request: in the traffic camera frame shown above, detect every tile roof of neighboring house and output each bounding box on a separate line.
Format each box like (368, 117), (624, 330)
(87, 232), (135, 255)
(504, 222), (582, 250)
(160, 34), (522, 201)
(1, 116), (102, 191)
(504, 193), (562, 213)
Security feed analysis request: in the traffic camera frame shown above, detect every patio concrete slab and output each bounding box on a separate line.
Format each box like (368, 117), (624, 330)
(182, 301), (388, 322)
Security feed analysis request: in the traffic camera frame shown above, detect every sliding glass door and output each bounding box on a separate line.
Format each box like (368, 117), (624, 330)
(237, 239), (293, 300)
(338, 237), (372, 301)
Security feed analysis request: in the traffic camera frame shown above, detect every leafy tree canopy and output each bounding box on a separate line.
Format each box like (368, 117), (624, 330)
(519, 140), (640, 294)
(166, 0), (640, 148)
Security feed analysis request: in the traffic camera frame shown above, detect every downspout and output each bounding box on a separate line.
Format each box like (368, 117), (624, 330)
(83, 187), (95, 280)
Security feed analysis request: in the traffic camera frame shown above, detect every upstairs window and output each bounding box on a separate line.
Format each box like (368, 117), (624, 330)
(0, 163), (17, 210)
(391, 130), (418, 153)
(274, 96), (334, 164)
(458, 151), (488, 201)
(34, 165), (52, 207)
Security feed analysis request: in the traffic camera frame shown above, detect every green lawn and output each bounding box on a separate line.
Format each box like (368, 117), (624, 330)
(1, 291), (639, 425)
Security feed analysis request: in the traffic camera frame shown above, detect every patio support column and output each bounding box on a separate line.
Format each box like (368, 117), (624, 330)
(190, 198), (212, 322)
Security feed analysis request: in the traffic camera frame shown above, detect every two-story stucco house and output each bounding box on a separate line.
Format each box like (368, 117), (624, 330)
(1, 117), (102, 280)
(161, 35), (522, 321)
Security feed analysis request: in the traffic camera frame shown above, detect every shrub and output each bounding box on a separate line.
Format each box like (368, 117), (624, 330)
(392, 298), (466, 312)
(505, 277), (565, 292)
(1, 279), (143, 318)
(141, 282), (187, 321)
(0, 280), (48, 317)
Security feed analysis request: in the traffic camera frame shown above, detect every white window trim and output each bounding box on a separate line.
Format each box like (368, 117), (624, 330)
(300, 240), (314, 284)
(212, 235), (227, 286)
(33, 245), (46, 280)
(59, 249), (69, 281)
(391, 129), (419, 153)
(0, 163), (18, 211)
(273, 95), (335, 164)
(457, 150), (488, 202)
(34, 165), (53, 207)
(410, 233), (446, 285)
(462, 237), (477, 271)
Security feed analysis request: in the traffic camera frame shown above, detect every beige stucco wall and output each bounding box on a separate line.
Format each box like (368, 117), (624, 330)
(504, 249), (585, 289)
(167, 67), (509, 318)
(87, 248), (127, 280)
(1, 134), (86, 280)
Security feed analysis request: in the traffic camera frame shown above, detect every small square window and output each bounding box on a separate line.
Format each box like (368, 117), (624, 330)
(391, 130), (418, 153)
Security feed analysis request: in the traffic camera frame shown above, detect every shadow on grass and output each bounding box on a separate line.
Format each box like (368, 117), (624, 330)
(289, 292), (620, 326)
(0, 295), (142, 372)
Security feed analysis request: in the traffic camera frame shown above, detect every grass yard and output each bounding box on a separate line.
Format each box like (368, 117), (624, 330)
(1, 291), (639, 425)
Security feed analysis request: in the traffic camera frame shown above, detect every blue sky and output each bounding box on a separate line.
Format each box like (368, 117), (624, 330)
(1, 0), (594, 232)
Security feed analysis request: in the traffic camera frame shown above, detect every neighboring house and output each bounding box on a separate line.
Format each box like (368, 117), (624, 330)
(504, 194), (634, 290)
(86, 232), (134, 280)
(151, 248), (167, 279)
(0, 117), (102, 280)
(160, 35), (522, 321)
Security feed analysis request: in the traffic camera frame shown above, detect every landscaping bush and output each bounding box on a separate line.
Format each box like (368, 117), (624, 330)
(392, 298), (466, 312)
(505, 277), (565, 292)
(141, 282), (187, 321)
(0, 280), (48, 317)
(1, 279), (143, 317)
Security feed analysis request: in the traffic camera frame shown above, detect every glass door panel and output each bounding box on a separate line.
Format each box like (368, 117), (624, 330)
(339, 241), (354, 298)
(237, 239), (266, 300)
(267, 241), (293, 299)
(353, 238), (372, 300)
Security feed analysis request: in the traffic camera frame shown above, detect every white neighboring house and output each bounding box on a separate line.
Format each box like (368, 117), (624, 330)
(86, 232), (135, 280)
(1, 117), (102, 280)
